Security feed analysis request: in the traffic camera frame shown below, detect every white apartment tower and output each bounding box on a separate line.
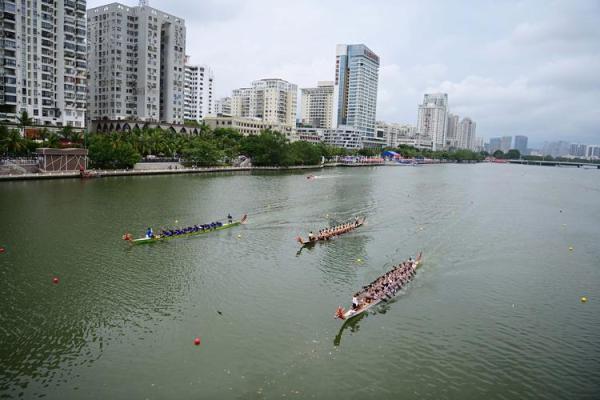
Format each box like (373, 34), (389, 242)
(300, 81), (334, 129)
(214, 97), (231, 115)
(87, 2), (186, 124)
(0, 0), (87, 127)
(446, 113), (460, 148)
(458, 117), (476, 150)
(230, 87), (253, 119)
(184, 61), (213, 123)
(417, 93), (448, 151)
(231, 79), (297, 126)
(332, 44), (380, 146)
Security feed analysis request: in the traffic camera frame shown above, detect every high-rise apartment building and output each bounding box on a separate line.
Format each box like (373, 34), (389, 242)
(184, 61), (213, 123)
(300, 81), (333, 129)
(231, 79), (297, 126)
(332, 44), (380, 146)
(87, 2), (186, 124)
(0, 0), (87, 127)
(500, 136), (512, 152)
(417, 93), (448, 151)
(569, 143), (587, 157)
(514, 135), (528, 155)
(446, 113), (460, 148)
(214, 97), (231, 116)
(458, 117), (476, 150)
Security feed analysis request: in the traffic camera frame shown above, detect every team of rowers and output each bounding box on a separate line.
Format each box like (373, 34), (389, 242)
(144, 214), (234, 239)
(335, 256), (419, 319)
(306, 216), (362, 242)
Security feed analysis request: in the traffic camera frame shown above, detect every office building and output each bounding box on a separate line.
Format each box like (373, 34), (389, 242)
(231, 79), (297, 126)
(489, 137), (502, 154)
(332, 44), (380, 147)
(500, 136), (512, 152)
(184, 61), (213, 123)
(0, 0), (87, 127)
(376, 121), (416, 148)
(417, 93), (448, 151)
(541, 141), (570, 158)
(87, 2), (186, 124)
(300, 81), (334, 129)
(514, 135), (528, 155)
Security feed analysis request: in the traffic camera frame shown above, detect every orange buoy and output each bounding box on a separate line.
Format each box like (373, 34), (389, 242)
(52, 277), (59, 284)
(194, 337), (201, 346)
(0, 247), (5, 253)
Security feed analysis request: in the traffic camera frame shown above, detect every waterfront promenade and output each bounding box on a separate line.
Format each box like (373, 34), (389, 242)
(0, 162), (386, 181)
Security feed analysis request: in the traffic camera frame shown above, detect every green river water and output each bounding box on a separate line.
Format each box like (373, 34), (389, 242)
(1, 164), (599, 399)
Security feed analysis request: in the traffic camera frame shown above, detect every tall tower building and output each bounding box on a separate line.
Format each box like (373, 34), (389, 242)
(87, 2), (186, 124)
(446, 113), (460, 148)
(231, 79), (297, 126)
(0, 0), (87, 127)
(332, 44), (380, 145)
(458, 117), (476, 150)
(300, 81), (334, 129)
(184, 61), (213, 123)
(417, 93), (448, 151)
(514, 135), (528, 155)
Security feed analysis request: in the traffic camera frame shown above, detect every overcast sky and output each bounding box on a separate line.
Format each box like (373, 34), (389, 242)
(88, 0), (600, 146)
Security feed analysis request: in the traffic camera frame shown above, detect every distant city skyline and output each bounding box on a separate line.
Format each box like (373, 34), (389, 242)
(84, 0), (600, 145)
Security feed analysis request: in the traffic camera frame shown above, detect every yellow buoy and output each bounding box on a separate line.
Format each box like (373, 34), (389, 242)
(569, 246), (574, 251)
(175, 220), (178, 224)
(356, 258), (362, 263)
(237, 234), (242, 239)
(581, 296), (588, 303)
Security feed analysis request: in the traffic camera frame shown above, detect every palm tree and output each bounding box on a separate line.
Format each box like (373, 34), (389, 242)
(5, 129), (25, 155)
(46, 133), (60, 148)
(17, 111), (33, 129)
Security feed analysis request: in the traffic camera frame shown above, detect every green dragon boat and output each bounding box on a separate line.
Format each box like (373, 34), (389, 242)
(124, 214), (247, 245)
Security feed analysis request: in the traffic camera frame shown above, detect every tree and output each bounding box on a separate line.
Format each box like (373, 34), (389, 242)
(240, 130), (289, 166)
(17, 111), (33, 129)
(4, 129), (26, 155)
(181, 139), (222, 166)
(505, 149), (521, 159)
(492, 150), (505, 159)
(287, 140), (322, 166)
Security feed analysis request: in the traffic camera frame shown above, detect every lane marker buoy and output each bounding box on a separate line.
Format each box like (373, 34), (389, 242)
(569, 246), (574, 251)
(0, 247), (5, 254)
(194, 337), (201, 346)
(52, 277), (59, 284)
(237, 234), (242, 239)
(581, 296), (588, 303)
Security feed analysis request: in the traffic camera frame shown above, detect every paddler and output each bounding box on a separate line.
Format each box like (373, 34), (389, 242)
(146, 227), (154, 238)
(308, 231), (316, 242)
(227, 213), (233, 224)
(352, 293), (359, 309)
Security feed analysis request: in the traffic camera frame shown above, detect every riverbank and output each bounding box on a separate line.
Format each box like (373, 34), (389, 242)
(0, 162), (391, 181)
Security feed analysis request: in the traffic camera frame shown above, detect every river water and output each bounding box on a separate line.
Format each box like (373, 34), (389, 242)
(1, 164), (599, 399)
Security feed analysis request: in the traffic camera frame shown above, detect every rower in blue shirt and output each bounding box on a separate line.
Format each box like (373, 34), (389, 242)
(146, 227), (154, 238)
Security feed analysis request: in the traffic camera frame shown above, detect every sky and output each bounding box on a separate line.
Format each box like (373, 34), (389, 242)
(87, 0), (600, 147)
